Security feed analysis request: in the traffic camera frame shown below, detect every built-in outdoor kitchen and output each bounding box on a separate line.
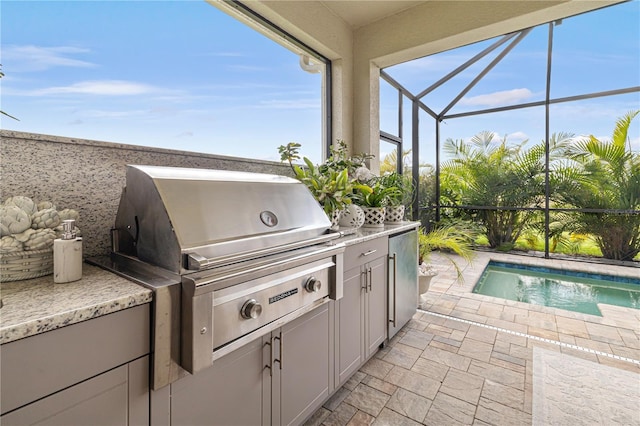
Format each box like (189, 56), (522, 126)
(4, 1), (626, 423)
(0, 131), (418, 425)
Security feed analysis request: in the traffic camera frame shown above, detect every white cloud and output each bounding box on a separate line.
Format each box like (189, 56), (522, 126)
(460, 88), (534, 107)
(256, 99), (320, 109)
(79, 109), (149, 119)
(506, 131), (529, 142)
(29, 80), (158, 96)
(3, 45), (96, 71)
(457, 130), (529, 145)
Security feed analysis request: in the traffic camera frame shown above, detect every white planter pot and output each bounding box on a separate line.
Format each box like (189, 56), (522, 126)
(418, 272), (436, 309)
(385, 205), (405, 223)
(338, 204), (365, 228)
(361, 206), (385, 228)
(419, 273), (435, 295)
(327, 210), (341, 230)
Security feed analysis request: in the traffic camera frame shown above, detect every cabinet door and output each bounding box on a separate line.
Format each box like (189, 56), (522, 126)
(279, 303), (331, 426)
(365, 255), (387, 358)
(1, 365), (128, 426)
(1, 304), (150, 416)
(336, 265), (365, 386)
(170, 336), (269, 426)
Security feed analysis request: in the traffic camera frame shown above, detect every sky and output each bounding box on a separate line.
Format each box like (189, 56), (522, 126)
(1, 0), (639, 167)
(1, 0), (325, 162)
(381, 0), (640, 165)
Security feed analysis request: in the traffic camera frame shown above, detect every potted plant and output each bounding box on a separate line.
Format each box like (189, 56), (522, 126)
(278, 142), (353, 228)
(379, 171), (413, 223)
(318, 140), (374, 177)
(352, 178), (400, 227)
(417, 223), (475, 300)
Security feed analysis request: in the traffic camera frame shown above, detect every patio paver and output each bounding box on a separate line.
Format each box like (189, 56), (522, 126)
(306, 251), (640, 426)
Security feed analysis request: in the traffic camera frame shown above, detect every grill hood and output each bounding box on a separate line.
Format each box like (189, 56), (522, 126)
(114, 165), (332, 274)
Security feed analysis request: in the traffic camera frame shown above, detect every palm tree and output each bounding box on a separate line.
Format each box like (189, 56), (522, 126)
(557, 110), (640, 261)
(380, 149), (413, 175)
(441, 132), (546, 249)
(440, 131), (575, 249)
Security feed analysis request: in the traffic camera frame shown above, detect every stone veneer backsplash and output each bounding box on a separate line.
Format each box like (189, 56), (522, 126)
(0, 130), (292, 258)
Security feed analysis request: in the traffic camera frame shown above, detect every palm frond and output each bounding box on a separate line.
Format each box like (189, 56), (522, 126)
(612, 110), (640, 149)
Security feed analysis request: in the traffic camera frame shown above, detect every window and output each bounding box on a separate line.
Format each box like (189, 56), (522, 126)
(1, 1), (329, 164)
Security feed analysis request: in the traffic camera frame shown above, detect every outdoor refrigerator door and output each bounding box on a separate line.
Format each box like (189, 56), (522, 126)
(388, 229), (418, 339)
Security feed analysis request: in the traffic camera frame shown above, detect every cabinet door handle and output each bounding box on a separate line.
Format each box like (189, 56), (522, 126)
(389, 253), (397, 327)
(274, 333), (283, 370)
(367, 267), (372, 292)
(264, 337), (273, 376)
(361, 270), (368, 292)
(361, 249), (377, 257)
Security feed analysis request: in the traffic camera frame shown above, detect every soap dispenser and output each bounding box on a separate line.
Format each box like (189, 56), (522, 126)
(54, 219), (83, 283)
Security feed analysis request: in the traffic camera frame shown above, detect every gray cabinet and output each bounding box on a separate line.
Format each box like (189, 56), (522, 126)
(1, 356), (149, 426)
(170, 336), (268, 426)
(336, 236), (388, 386)
(169, 302), (332, 426)
(0, 304), (151, 426)
(365, 255), (388, 356)
(278, 302), (332, 426)
(336, 264), (365, 385)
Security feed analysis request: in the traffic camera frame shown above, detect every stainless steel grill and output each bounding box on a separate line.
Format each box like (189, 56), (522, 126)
(89, 165), (345, 389)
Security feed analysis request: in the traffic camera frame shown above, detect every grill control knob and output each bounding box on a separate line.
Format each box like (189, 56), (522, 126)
(304, 277), (322, 293)
(241, 299), (262, 319)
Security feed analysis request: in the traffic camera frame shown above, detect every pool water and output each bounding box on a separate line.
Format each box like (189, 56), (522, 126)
(473, 261), (640, 316)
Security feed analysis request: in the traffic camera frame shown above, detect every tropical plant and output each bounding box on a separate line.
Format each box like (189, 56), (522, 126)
(352, 178), (400, 208)
(380, 149), (412, 175)
(418, 221), (475, 281)
(378, 171), (414, 207)
(555, 110), (640, 261)
(440, 131), (573, 250)
(278, 142), (353, 215)
(319, 140), (374, 177)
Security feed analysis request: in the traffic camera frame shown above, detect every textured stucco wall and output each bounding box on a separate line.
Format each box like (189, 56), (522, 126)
(0, 130), (292, 258)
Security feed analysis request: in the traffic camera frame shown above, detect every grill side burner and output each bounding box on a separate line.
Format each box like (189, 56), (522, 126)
(90, 165), (345, 389)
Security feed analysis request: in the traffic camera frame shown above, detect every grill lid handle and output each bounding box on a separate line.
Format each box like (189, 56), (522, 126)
(185, 231), (346, 271)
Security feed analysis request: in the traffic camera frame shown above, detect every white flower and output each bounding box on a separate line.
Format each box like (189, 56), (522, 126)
(353, 166), (375, 182)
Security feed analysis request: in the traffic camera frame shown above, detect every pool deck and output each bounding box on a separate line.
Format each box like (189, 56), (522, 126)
(423, 250), (640, 365)
(306, 251), (640, 426)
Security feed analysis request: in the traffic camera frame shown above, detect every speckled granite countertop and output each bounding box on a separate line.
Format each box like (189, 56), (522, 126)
(0, 263), (152, 345)
(337, 221), (420, 246)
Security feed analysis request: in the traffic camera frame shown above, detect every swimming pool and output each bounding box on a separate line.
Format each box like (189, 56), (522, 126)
(472, 261), (640, 316)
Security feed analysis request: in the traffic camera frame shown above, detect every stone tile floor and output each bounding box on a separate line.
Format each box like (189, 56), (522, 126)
(305, 251), (640, 425)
